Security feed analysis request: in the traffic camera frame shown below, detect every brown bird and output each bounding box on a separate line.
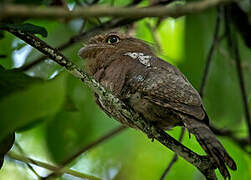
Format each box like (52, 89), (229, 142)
(78, 32), (237, 179)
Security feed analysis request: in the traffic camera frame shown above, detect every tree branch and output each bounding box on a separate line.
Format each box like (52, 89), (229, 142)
(224, 8), (251, 143)
(233, 38), (251, 142)
(0, 0), (236, 20)
(159, 127), (185, 180)
(210, 125), (250, 154)
(232, 36), (251, 143)
(7, 152), (101, 180)
(3, 28), (218, 180)
(199, 7), (221, 97)
(18, 0), (226, 71)
(14, 142), (42, 179)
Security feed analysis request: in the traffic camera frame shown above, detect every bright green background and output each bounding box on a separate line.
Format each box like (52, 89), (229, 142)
(0, 0), (250, 180)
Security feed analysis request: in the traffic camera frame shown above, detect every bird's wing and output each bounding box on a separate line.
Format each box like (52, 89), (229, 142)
(136, 57), (206, 121)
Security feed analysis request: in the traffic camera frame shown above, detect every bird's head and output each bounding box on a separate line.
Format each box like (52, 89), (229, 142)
(78, 32), (153, 59)
(78, 32), (154, 75)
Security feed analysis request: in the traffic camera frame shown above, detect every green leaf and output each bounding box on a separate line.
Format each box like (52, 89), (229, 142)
(0, 70), (66, 141)
(156, 17), (185, 65)
(45, 74), (118, 163)
(0, 66), (42, 98)
(45, 74), (98, 163)
(0, 23), (48, 37)
(0, 33), (15, 69)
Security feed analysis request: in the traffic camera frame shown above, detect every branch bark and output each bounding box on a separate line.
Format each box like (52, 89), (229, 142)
(159, 127), (185, 180)
(0, 0), (236, 20)
(4, 28), (218, 180)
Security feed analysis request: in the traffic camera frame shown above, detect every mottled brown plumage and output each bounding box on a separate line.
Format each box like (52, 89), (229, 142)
(78, 32), (236, 179)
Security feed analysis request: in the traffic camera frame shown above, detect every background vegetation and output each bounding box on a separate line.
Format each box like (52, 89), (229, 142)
(0, 0), (250, 179)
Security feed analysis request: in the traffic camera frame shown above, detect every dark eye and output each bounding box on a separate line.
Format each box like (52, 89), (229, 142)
(106, 35), (120, 44)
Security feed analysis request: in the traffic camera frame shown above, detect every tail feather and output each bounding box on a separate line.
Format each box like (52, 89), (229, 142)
(184, 118), (236, 179)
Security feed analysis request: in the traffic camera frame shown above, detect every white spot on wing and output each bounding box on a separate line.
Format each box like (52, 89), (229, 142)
(124, 52), (152, 67)
(138, 55), (151, 67)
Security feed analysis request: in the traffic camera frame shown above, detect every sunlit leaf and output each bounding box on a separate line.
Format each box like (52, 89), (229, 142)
(156, 17), (185, 65)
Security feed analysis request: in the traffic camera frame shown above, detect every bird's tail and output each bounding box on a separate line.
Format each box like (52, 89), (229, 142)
(184, 117), (237, 179)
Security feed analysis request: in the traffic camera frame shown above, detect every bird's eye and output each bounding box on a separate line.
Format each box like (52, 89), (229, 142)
(106, 35), (120, 44)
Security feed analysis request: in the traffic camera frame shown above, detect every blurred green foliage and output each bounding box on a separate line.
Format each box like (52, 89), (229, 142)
(0, 68), (66, 141)
(0, 0), (250, 180)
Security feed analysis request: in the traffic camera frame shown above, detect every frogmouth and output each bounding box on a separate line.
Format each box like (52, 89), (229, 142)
(78, 32), (236, 179)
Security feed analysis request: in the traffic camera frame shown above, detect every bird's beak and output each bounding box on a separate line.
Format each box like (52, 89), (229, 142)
(78, 44), (98, 58)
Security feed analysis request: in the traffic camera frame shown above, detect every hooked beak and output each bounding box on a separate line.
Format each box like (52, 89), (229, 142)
(78, 44), (99, 59)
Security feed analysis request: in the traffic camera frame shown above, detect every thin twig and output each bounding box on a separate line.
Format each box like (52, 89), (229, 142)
(77, 0), (102, 32)
(0, 0), (235, 20)
(232, 35), (251, 142)
(210, 125), (250, 154)
(43, 125), (127, 179)
(14, 142), (42, 179)
(159, 127), (185, 180)
(7, 152), (101, 180)
(17, 0), (178, 71)
(199, 7), (221, 97)
(218, 45), (251, 75)
(224, 8), (251, 143)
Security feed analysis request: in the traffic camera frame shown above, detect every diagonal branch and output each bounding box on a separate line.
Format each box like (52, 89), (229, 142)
(7, 152), (101, 180)
(199, 7), (222, 97)
(0, 0), (236, 20)
(159, 127), (185, 180)
(43, 125), (126, 179)
(3, 27), (218, 180)
(14, 142), (42, 179)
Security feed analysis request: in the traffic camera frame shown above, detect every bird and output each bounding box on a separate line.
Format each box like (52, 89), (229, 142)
(78, 31), (237, 179)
